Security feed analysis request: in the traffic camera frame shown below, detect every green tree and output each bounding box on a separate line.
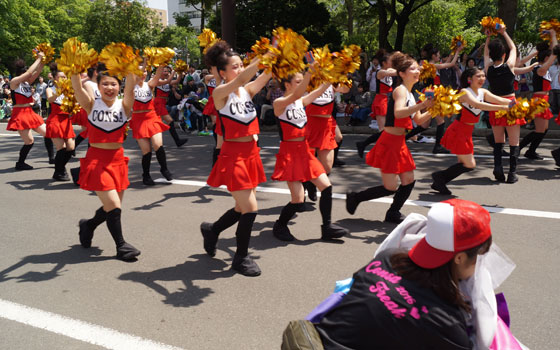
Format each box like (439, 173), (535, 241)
(156, 25), (202, 65)
(38, 0), (91, 49)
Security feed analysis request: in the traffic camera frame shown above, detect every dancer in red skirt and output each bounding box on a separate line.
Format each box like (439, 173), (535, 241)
(203, 67), (223, 165)
(8, 52), (55, 170)
(431, 67), (510, 194)
(519, 33), (559, 159)
(271, 68), (349, 241)
(200, 41), (272, 276)
(356, 50), (397, 158)
(153, 66), (188, 147)
(484, 24), (525, 183)
(45, 64), (75, 181)
(71, 63), (140, 261)
(346, 52), (434, 223)
(131, 65), (173, 186)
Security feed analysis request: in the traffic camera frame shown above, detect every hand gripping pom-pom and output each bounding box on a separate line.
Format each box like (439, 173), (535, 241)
(480, 16), (505, 36)
(144, 47), (175, 70)
(33, 43), (55, 64)
(450, 35), (467, 54)
(494, 98), (534, 125)
(417, 85), (465, 118)
(56, 38), (98, 76)
(306, 46), (334, 92)
(99, 43), (143, 80)
(539, 19), (560, 42)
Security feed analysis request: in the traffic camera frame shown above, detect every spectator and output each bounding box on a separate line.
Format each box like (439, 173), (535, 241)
(184, 66), (201, 85)
(36, 76), (47, 117)
(348, 83), (373, 126)
(167, 80), (183, 122)
(2, 76), (10, 90)
(31, 86), (41, 115)
(549, 59), (560, 117)
(366, 56), (380, 93)
(260, 79), (283, 125)
(182, 76), (197, 96)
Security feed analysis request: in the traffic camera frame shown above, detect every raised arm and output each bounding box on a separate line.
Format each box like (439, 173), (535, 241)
(46, 86), (58, 104)
(376, 68), (397, 80)
(245, 71), (273, 98)
(273, 71), (312, 115)
(147, 66), (164, 89)
(393, 86), (433, 119)
(302, 83), (331, 107)
(435, 49), (462, 70)
(212, 57), (263, 107)
(121, 73), (136, 118)
(71, 74), (93, 113)
(483, 34), (492, 74)
(170, 71), (183, 86)
(498, 26), (517, 70)
(10, 55), (45, 89)
(517, 51), (537, 67)
(514, 62), (538, 75)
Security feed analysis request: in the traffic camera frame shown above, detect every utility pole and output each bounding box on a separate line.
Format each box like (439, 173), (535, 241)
(221, 0), (236, 49)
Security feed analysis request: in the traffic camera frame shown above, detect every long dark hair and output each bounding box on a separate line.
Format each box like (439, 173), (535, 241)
(489, 39), (506, 62)
(536, 42), (551, 63)
(390, 236), (492, 312)
(14, 59), (27, 76)
(460, 67), (481, 89)
(96, 63), (121, 86)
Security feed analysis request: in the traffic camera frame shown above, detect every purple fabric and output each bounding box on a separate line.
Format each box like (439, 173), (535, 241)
(305, 292), (346, 323)
(495, 293), (510, 328)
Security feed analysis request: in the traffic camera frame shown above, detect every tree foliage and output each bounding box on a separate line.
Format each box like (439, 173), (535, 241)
(156, 25), (202, 65)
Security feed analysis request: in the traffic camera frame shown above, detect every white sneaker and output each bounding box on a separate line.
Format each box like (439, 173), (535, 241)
(369, 120), (379, 130)
(414, 135), (435, 143)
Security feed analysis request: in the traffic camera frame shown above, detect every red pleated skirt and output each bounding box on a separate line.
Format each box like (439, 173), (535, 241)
(533, 94), (554, 120)
(203, 95), (218, 117)
(46, 113), (76, 139)
(7, 106), (44, 131)
(489, 96), (526, 126)
(371, 94), (388, 117)
(153, 98), (168, 117)
(555, 114), (560, 126)
(207, 140), (266, 191)
(305, 116), (337, 150)
(73, 108), (88, 126)
(441, 120), (474, 155)
(271, 141), (326, 182)
(129, 110), (170, 139)
(366, 132), (415, 174)
(79, 147), (129, 192)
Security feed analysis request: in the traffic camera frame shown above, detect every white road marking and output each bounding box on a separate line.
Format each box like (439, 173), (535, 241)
(0, 299), (185, 350)
(156, 178), (560, 220)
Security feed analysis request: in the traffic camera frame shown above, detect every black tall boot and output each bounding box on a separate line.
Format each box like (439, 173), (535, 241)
(106, 208), (140, 261)
(232, 212), (260, 277)
(212, 147), (221, 166)
(78, 207), (106, 248)
(506, 146), (519, 184)
(155, 146), (173, 180)
(168, 122), (188, 147)
(304, 181), (317, 201)
(405, 125), (427, 140)
(142, 152), (155, 186)
(320, 186), (348, 240)
(75, 134), (86, 148)
(493, 143), (506, 182)
(273, 202), (302, 241)
(431, 163), (473, 195)
(44, 137), (55, 164)
(518, 131), (535, 151)
(551, 147), (560, 167)
(487, 132), (509, 155)
(432, 123), (449, 154)
(333, 140), (345, 167)
(385, 181), (415, 224)
(346, 185), (395, 215)
(15, 143), (34, 170)
(200, 208), (241, 256)
(524, 131), (546, 160)
(356, 133), (381, 158)
(52, 148), (70, 181)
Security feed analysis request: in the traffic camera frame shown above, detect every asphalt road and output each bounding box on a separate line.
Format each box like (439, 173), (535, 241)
(0, 124), (559, 350)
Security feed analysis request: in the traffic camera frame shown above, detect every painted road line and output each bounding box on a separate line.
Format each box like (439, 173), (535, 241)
(156, 178), (560, 220)
(0, 299), (185, 350)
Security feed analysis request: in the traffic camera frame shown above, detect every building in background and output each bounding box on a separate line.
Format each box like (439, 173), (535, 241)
(149, 7), (168, 27)
(167, 0), (201, 30)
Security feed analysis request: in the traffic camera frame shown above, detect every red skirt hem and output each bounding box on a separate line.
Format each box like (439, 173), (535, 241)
(489, 96), (526, 126)
(305, 116), (337, 150)
(441, 120), (474, 155)
(271, 141), (326, 182)
(7, 107), (44, 131)
(365, 132), (415, 174)
(129, 110), (170, 139)
(79, 147), (129, 192)
(46, 113), (76, 139)
(371, 94), (388, 117)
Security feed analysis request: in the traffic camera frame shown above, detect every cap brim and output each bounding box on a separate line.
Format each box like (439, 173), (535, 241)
(408, 237), (455, 269)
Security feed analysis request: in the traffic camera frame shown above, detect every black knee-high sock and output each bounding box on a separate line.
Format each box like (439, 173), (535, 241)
(44, 137), (54, 160)
(18, 143), (34, 164)
(519, 131), (535, 150)
(509, 145), (519, 174)
(212, 208), (241, 235)
(155, 146), (168, 172)
(440, 163), (473, 184)
(355, 185), (395, 204)
(87, 207), (107, 231)
(334, 140), (342, 160)
(527, 131), (546, 154)
(435, 123), (446, 145)
(168, 123), (181, 144)
(278, 202), (300, 226)
(319, 186), (333, 225)
(304, 181), (317, 197)
(62, 148), (73, 167)
(141, 152), (152, 176)
(493, 143), (504, 169)
(235, 212), (257, 257)
(363, 132), (381, 147)
(388, 181), (415, 214)
(106, 208), (125, 248)
(212, 148), (220, 166)
(75, 134), (85, 148)
(54, 148), (66, 173)
(405, 126), (427, 140)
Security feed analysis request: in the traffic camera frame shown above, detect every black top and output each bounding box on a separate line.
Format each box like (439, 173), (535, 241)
(532, 65), (551, 92)
(315, 250), (471, 350)
(487, 64), (515, 96)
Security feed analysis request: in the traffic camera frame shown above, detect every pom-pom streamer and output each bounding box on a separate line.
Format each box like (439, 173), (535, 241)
(56, 38), (98, 76)
(417, 85), (465, 117)
(33, 43), (55, 64)
(99, 42), (143, 80)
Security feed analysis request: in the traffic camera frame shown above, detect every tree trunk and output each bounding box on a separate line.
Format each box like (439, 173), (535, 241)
(394, 17), (409, 51)
(221, 0), (236, 49)
(377, 0), (393, 51)
(200, 2), (205, 31)
(497, 0), (517, 37)
(346, 0), (354, 37)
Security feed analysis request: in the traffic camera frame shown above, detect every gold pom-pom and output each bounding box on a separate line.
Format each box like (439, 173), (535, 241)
(33, 43), (55, 64)
(330, 45), (362, 88)
(144, 47), (175, 70)
(306, 45), (335, 92)
(99, 42), (143, 80)
(420, 60), (436, 83)
(480, 16), (505, 36)
(450, 35), (467, 54)
(198, 29), (220, 53)
(417, 85), (465, 117)
(56, 38), (98, 76)
(494, 98), (530, 125)
(174, 59), (189, 74)
(539, 19), (560, 41)
(526, 97), (551, 122)
(55, 78), (81, 115)
(241, 52), (256, 68)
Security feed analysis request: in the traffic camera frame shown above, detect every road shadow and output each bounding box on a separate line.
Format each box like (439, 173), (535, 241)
(336, 218), (394, 245)
(0, 245), (112, 283)
(118, 254), (235, 308)
(6, 178), (78, 191)
(131, 187), (231, 211)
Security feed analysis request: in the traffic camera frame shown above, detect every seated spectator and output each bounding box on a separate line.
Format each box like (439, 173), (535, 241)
(260, 79), (283, 125)
(348, 83), (373, 126)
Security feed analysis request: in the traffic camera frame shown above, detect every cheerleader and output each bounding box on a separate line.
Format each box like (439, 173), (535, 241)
(431, 67), (510, 194)
(131, 65), (173, 186)
(7, 53), (55, 170)
(356, 50), (397, 158)
(346, 52), (434, 223)
(484, 24), (525, 183)
(153, 66), (188, 147)
(271, 68), (349, 241)
(45, 64), (75, 181)
(519, 33), (559, 159)
(71, 64), (140, 261)
(200, 42), (272, 276)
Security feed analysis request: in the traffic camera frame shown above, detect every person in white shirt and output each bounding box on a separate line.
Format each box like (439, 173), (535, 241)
(366, 56), (380, 93)
(548, 59), (560, 118)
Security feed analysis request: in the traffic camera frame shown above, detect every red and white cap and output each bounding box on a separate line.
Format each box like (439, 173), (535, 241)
(408, 199), (492, 269)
